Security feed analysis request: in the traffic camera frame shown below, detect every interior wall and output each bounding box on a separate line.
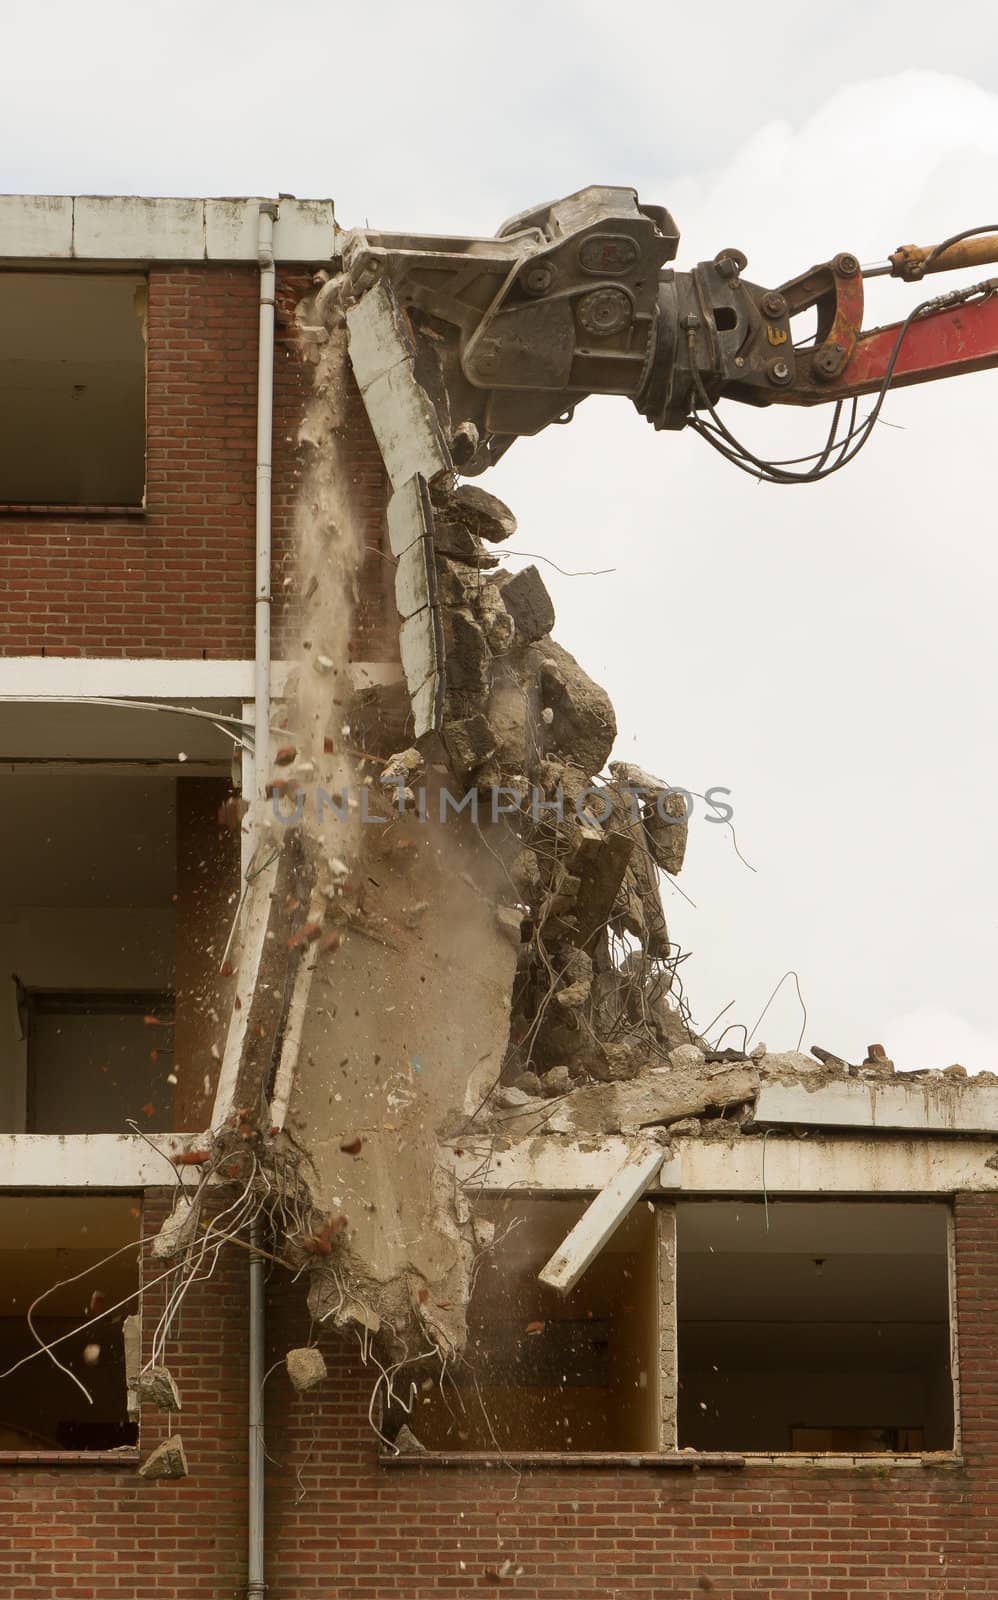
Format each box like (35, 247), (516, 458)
(27, 994), (175, 1134)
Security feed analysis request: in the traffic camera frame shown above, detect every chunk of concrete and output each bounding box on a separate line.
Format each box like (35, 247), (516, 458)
(498, 565), (555, 644)
(538, 641), (616, 774)
(151, 1195), (200, 1261)
(542, 1065), (758, 1139)
(452, 483), (517, 543)
(668, 1043), (705, 1072)
(496, 906), (525, 948)
(758, 1051), (829, 1078)
(495, 1085), (534, 1110)
(540, 1066), (571, 1097)
(137, 1366), (181, 1413)
(394, 1423), (429, 1454)
(442, 714), (495, 778)
(286, 1346), (327, 1393)
(138, 1434), (189, 1480)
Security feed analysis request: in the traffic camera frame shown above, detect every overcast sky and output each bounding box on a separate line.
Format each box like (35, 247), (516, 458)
(3, 1), (997, 1068)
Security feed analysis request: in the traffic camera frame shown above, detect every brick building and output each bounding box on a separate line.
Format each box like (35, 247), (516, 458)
(1, 194), (997, 1599)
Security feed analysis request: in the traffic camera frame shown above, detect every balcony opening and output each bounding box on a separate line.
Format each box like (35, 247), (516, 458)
(412, 1197), (661, 1453)
(676, 1200), (954, 1454)
(0, 271), (146, 507)
(0, 1194), (141, 1452)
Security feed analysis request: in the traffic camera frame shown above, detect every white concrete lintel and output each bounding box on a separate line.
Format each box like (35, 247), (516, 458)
(0, 1133), (201, 1188)
(755, 1077), (998, 1135)
(0, 195), (336, 263)
(0, 657), (399, 700)
(447, 1134), (998, 1196)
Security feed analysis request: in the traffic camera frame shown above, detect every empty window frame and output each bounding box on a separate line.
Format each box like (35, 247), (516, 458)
(403, 1196), (956, 1459)
(676, 1200), (955, 1455)
(409, 1198), (664, 1454)
(0, 272), (146, 506)
(0, 765), (240, 1135)
(0, 1194), (141, 1453)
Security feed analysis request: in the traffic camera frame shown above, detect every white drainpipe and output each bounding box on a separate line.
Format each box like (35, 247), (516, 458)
(254, 201), (279, 810)
(248, 200), (278, 1600)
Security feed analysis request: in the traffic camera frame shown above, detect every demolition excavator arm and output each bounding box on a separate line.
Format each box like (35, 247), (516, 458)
(337, 186), (998, 482)
(329, 188), (998, 738)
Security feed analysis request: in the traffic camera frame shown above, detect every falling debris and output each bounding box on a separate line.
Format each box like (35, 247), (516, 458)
(138, 1367), (182, 1413)
(138, 1434), (189, 1480)
(286, 1346), (328, 1394)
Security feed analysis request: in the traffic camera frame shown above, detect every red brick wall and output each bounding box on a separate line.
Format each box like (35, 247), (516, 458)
(261, 1194), (995, 1600)
(0, 265), (390, 661)
(2, 1194), (992, 1598)
(0, 1192), (250, 1599)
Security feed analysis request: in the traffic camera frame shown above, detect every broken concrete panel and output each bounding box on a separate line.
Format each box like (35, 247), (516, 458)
(538, 1142), (665, 1293)
(398, 611), (443, 737)
(410, 673), (443, 741)
(138, 1434), (189, 1480)
(286, 1346), (327, 1393)
(540, 1064), (758, 1139)
(137, 1366), (181, 1413)
(394, 535), (437, 621)
(285, 799), (518, 1356)
(539, 641), (616, 774)
(386, 473), (434, 560)
(451, 483), (517, 542)
(346, 278), (416, 388)
(497, 565), (555, 644)
(357, 366), (452, 493)
(755, 1075), (998, 1134)
(347, 285), (452, 490)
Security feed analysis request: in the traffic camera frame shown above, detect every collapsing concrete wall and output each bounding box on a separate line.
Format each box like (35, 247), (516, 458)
(164, 275), (701, 1409)
(276, 472), (700, 1364)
